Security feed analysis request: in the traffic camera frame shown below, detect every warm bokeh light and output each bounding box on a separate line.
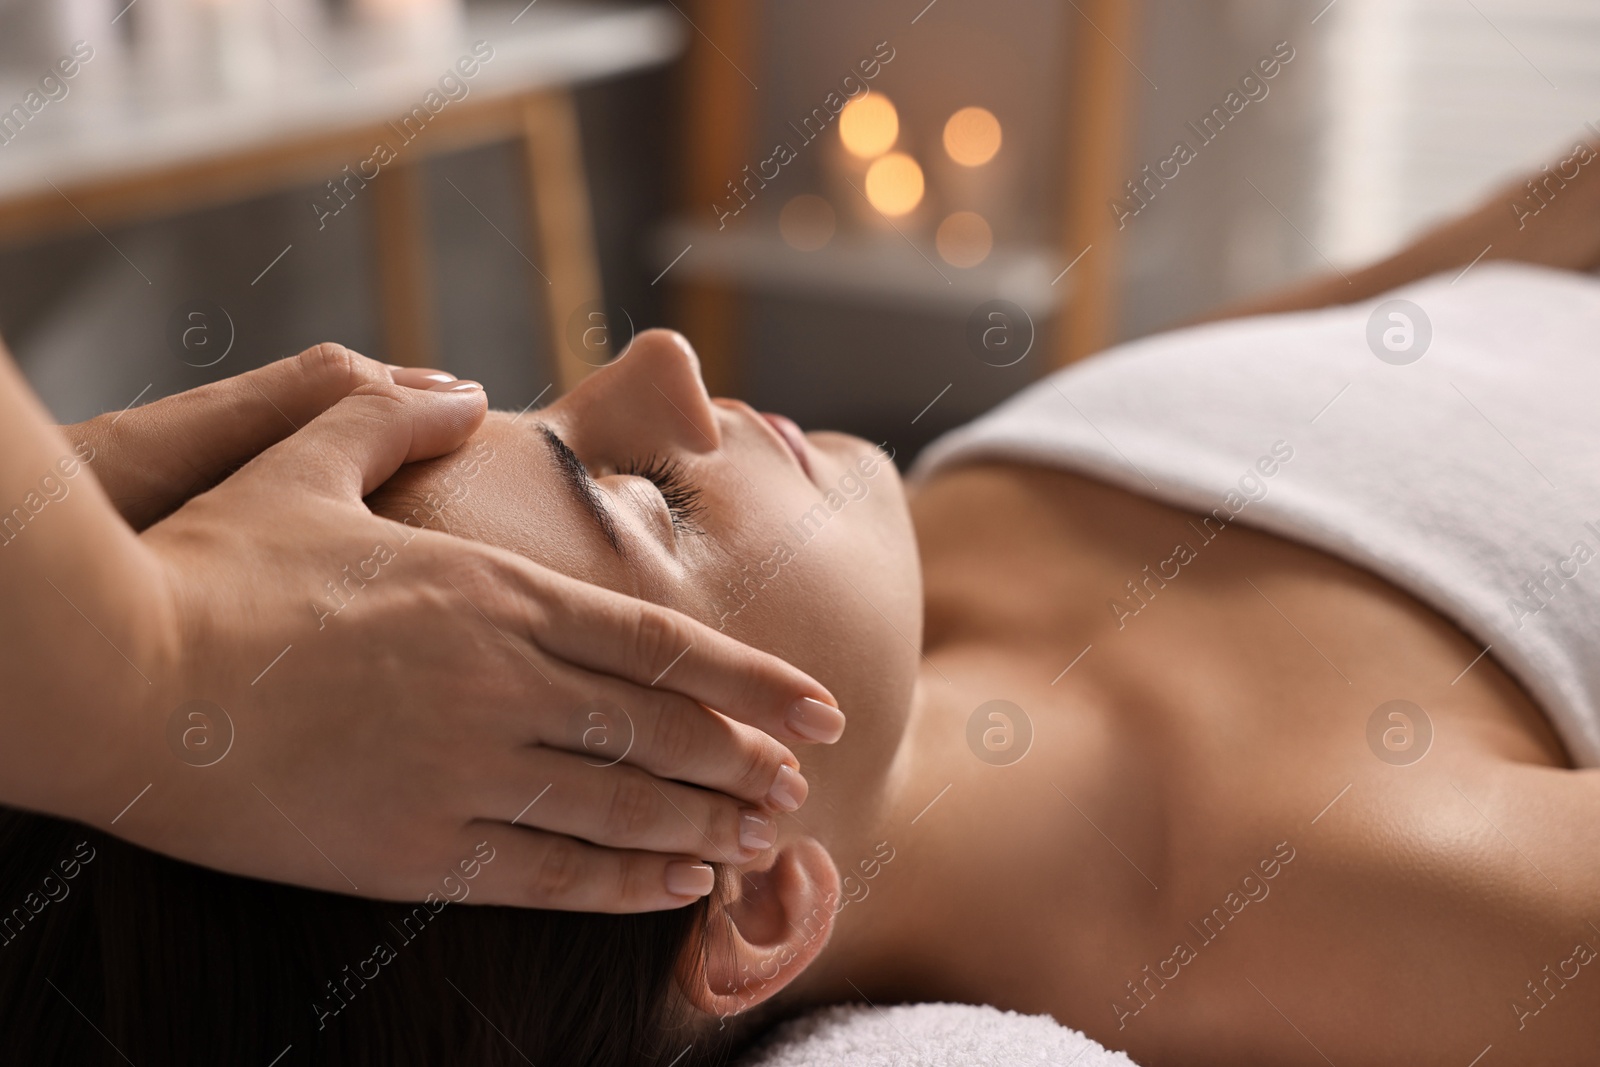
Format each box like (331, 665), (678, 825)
(936, 211), (993, 267)
(779, 194), (837, 251)
(839, 95), (899, 158)
(943, 106), (1002, 167)
(864, 152), (924, 216)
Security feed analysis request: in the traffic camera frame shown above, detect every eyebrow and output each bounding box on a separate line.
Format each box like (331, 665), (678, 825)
(537, 424), (626, 557)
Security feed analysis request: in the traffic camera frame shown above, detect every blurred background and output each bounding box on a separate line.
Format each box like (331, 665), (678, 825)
(0, 0), (1596, 460)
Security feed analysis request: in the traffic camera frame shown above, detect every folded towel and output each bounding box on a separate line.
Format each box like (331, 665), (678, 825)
(738, 1003), (1141, 1066)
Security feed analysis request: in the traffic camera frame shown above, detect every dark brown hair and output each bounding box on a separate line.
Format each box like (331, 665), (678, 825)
(0, 805), (753, 1064)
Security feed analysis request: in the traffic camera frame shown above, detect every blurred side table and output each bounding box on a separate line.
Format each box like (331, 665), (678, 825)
(0, 2), (683, 389)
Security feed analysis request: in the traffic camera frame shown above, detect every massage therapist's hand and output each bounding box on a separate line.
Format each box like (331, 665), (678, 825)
(122, 361), (834, 911)
(59, 344), (464, 530)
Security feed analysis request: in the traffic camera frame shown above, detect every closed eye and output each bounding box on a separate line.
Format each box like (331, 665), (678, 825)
(618, 454), (706, 535)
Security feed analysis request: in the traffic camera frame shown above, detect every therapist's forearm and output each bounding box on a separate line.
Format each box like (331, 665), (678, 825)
(0, 348), (166, 823)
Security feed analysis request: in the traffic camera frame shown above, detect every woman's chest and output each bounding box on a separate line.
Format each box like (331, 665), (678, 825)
(913, 462), (1562, 770)
(912, 462), (1574, 1059)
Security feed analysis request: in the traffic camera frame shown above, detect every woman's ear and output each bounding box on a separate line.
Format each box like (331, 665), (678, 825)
(677, 837), (840, 1019)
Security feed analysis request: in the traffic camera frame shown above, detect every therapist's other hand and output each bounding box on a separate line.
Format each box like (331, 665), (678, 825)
(61, 344), (461, 530)
(117, 375), (835, 912)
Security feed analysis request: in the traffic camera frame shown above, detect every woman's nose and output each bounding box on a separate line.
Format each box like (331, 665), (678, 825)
(589, 329), (721, 450)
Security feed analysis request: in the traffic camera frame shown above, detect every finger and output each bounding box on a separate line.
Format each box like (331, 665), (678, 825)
(534, 670), (807, 810)
(92, 344), (401, 473)
(499, 556), (844, 746)
(503, 747), (778, 863)
(467, 823), (717, 913)
(244, 378), (487, 501)
(75, 344), (408, 527)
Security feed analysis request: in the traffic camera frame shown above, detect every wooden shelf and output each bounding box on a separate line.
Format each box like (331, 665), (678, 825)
(654, 219), (1068, 318)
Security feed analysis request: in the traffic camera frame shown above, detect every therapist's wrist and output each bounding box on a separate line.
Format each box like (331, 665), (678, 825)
(0, 537), (182, 832)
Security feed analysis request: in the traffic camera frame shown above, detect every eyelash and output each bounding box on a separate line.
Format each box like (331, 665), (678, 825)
(618, 455), (705, 534)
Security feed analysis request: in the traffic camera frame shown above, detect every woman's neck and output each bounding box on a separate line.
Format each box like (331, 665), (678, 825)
(779, 465), (1166, 1014)
(781, 636), (1086, 1011)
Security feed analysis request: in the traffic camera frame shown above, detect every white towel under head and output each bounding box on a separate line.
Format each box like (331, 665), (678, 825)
(914, 263), (1600, 767)
(739, 1003), (1139, 1067)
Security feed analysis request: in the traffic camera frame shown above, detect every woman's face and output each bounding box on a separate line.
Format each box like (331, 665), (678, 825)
(379, 330), (924, 757)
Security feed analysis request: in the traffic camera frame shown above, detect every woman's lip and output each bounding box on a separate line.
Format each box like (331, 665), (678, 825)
(761, 412), (813, 480)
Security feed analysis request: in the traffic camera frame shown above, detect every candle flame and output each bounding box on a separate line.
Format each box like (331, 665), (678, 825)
(943, 106), (1001, 167)
(864, 152), (925, 217)
(840, 95), (899, 159)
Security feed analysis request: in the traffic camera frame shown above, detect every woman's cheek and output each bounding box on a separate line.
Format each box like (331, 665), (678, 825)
(680, 499), (814, 639)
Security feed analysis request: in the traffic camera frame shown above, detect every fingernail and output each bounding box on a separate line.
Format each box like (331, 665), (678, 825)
(664, 860), (715, 898)
(766, 764), (808, 813)
(786, 697), (846, 744)
(739, 810), (776, 852)
(391, 366), (458, 389)
(431, 380), (483, 393)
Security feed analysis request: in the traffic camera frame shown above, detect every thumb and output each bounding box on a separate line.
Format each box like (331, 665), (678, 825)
(245, 379), (487, 501)
(71, 343), (421, 527)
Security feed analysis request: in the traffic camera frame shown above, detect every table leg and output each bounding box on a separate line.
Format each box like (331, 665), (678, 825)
(371, 159), (438, 369)
(671, 0), (759, 397)
(1056, 0), (1142, 366)
(521, 89), (606, 393)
